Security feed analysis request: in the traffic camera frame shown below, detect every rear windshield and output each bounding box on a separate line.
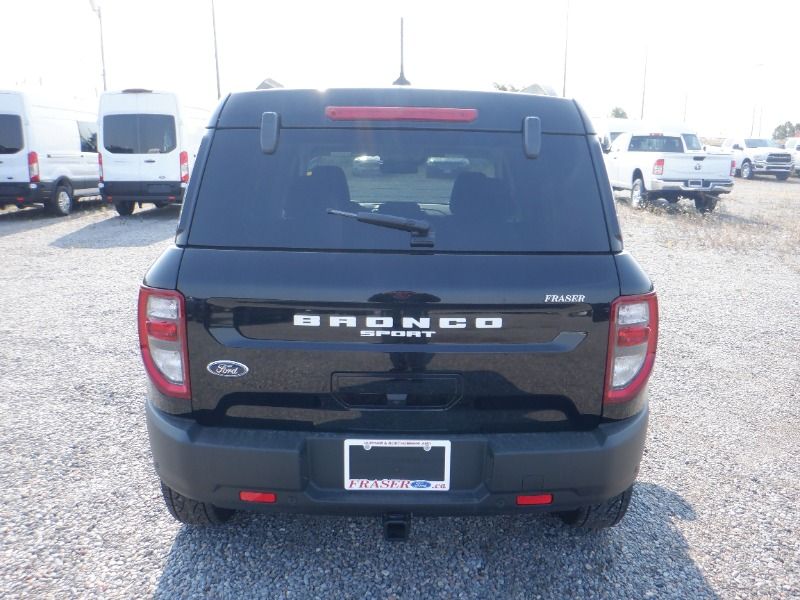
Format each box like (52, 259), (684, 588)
(629, 135), (684, 152)
(188, 128), (610, 252)
(103, 114), (176, 154)
(0, 114), (23, 154)
(744, 138), (778, 149)
(681, 134), (702, 151)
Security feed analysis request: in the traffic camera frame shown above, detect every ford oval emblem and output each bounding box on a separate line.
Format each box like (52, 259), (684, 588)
(207, 360), (249, 378)
(410, 480), (431, 489)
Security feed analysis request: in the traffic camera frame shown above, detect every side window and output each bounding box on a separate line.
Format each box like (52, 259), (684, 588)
(77, 121), (97, 153)
(610, 134), (628, 152)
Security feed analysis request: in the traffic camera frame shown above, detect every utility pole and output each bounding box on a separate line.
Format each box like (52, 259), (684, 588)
(682, 92), (688, 122)
(211, 0), (221, 98)
(640, 47), (648, 120)
(750, 64), (765, 137)
(562, 0), (570, 97)
(757, 105), (763, 137)
(88, 1), (107, 91)
(393, 18), (410, 86)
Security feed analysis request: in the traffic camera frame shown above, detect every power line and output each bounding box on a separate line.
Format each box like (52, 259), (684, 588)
(562, 0), (570, 97)
(211, 0), (221, 99)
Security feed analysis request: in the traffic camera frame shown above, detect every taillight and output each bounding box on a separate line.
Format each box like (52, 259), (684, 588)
(28, 151), (40, 183)
(730, 160), (736, 176)
(179, 151), (189, 183)
(98, 153), (104, 182)
(138, 286), (190, 399)
(604, 293), (658, 405)
(652, 158), (664, 176)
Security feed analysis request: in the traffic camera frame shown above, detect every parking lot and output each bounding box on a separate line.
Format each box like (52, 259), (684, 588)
(0, 179), (798, 599)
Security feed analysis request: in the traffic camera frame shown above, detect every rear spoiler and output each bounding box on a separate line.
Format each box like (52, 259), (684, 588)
(260, 110), (542, 159)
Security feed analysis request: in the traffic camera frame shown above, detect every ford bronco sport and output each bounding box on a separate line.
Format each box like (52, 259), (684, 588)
(139, 88), (658, 539)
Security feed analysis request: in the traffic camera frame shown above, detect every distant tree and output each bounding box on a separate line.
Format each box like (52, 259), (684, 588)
(493, 83), (522, 92)
(610, 107), (628, 119)
(773, 121), (800, 140)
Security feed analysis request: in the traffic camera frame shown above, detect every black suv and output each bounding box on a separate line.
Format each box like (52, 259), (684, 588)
(139, 88), (657, 539)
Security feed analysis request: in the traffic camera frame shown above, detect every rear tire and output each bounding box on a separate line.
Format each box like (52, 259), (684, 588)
(153, 201), (168, 209)
(48, 184), (73, 216)
(558, 485), (633, 529)
(114, 200), (134, 216)
(740, 161), (753, 179)
(160, 481), (235, 525)
(630, 178), (648, 209)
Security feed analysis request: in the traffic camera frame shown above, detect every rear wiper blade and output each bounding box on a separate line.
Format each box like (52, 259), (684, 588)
(327, 209), (435, 247)
(327, 209), (430, 234)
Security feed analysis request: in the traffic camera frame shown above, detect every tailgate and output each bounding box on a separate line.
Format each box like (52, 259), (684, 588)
(664, 153), (730, 180)
(178, 249), (619, 434)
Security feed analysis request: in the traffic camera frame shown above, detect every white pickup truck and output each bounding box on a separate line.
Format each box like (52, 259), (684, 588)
(605, 131), (735, 213)
(719, 138), (794, 180)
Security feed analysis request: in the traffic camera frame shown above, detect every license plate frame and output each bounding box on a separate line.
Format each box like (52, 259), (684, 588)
(343, 439), (451, 491)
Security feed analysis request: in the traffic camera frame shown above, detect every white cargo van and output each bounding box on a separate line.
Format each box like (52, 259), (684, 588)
(98, 90), (208, 216)
(0, 91), (100, 216)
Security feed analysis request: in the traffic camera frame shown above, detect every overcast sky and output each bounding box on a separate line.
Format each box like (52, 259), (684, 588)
(3, 0), (799, 137)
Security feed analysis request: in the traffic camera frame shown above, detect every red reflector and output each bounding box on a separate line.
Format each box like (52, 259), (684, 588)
(325, 106), (478, 122)
(239, 491), (277, 503)
(168, 196), (176, 200)
(16, 197), (25, 202)
(516, 493), (553, 506)
(617, 326), (650, 347)
(146, 320), (178, 341)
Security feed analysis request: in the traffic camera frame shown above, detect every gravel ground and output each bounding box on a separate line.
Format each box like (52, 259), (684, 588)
(0, 180), (798, 599)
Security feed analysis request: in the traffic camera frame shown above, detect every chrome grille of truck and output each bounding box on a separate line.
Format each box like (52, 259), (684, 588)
(767, 153), (792, 164)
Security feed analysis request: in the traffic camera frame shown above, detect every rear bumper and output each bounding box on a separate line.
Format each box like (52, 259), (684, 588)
(100, 181), (184, 204)
(650, 178), (733, 194)
(0, 181), (55, 203)
(146, 401), (649, 516)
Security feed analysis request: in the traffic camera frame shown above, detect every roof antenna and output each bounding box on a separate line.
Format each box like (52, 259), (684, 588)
(393, 18), (410, 86)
